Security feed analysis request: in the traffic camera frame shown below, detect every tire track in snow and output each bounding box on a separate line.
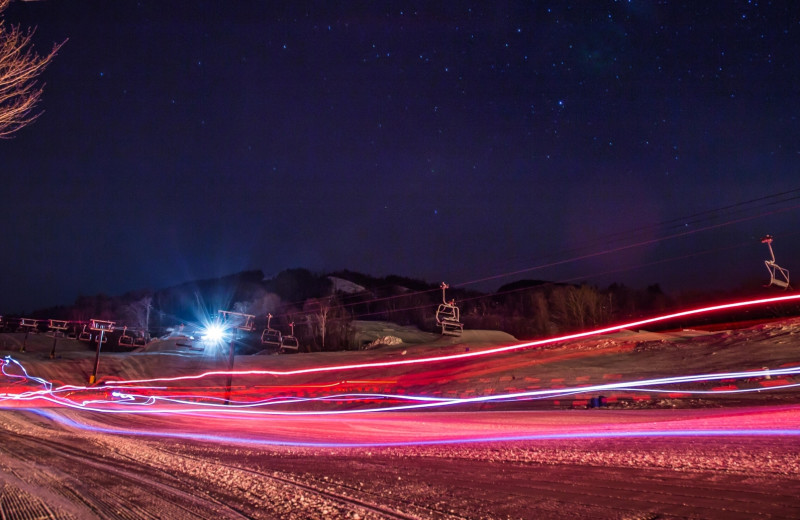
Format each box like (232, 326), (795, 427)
(19, 435), (253, 520)
(0, 414), (254, 520)
(146, 443), (437, 520)
(0, 482), (69, 520)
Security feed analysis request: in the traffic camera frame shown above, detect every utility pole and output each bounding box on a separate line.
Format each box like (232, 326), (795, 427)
(217, 310), (255, 405)
(88, 319), (115, 385)
(48, 319), (69, 359)
(19, 318), (38, 353)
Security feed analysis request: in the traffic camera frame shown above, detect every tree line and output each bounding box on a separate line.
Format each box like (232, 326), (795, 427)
(14, 269), (687, 352)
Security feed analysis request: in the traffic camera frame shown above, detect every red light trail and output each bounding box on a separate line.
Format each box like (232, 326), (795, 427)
(105, 293), (800, 386)
(21, 405), (800, 448)
(0, 293), (798, 447)
(0, 363), (797, 414)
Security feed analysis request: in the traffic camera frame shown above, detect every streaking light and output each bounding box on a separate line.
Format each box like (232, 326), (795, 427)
(109, 292), (800, 386)
(24, 408), (800, 449)
(2, 355), (799, 416)
(0, 294), (796, 452)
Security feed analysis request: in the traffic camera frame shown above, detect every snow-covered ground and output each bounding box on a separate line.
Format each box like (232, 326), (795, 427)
(0, 317), (799, 518)
(0, 405), (798, 519)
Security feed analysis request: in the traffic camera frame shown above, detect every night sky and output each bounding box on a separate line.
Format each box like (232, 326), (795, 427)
(2, 0), (800, 313)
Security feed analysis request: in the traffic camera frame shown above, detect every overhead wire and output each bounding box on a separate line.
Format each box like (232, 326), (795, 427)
(277, 188), (800, 325)
(35, 188), (794, 331)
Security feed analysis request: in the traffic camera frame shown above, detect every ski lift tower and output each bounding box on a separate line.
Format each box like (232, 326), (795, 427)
(48, 319), (69, 359)
(217, 310), (255, 405)
(761, 235), (791, 289)
(88, 319), (115, 385)
(18, 318), (39, 353)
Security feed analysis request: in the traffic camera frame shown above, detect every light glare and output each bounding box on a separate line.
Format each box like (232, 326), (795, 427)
(201, 324), (226, 343)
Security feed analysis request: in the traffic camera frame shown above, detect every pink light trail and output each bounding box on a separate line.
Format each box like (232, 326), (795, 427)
(106, 293), (800, 386)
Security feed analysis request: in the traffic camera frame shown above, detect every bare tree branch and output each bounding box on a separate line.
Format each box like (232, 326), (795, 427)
(0, 0), (65, 138)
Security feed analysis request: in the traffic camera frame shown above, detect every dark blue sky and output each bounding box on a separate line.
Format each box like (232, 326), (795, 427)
(2, 0), (799, 313)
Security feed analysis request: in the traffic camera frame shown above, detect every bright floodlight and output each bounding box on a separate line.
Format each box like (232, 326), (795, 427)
(201, 323), (226, 343)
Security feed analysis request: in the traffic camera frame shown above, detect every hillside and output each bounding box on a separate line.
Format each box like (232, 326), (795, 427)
(2, 316), (799, 411)
(7, 268), (775, 353)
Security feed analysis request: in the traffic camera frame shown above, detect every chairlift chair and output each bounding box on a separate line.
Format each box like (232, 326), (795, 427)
(218, 310), (256, 332)
(279, 322), (300, 353)
(134, 332), (147, 346)
(435, 282), (464, 336)
(89, 319), (115, 344)
(118, 326), (135, 347)
(19, 318), (39, 333)
(761, 235), (791, 290)
(48, 319), (69, 338)
(78, 324), (92, 342)
(260, 313), (282, 348)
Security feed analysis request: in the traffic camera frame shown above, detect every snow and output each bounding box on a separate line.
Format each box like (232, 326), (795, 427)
(363, 336), (403, 349)
(1, 317), (799, 517)
(328, 276), (367, 294)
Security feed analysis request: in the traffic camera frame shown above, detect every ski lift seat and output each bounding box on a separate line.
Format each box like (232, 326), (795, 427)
(773, 278), (790, 289)
(436, 303), (459, 323)
(278, 321), (300, 353)
(439, 317), (464, 337)
(766, 261), (790, 289)
(435, 283), (464, 337)
(261, 329), (282, 347)
(761, 235), (791, 290)
(261, 314), (282, 347)
(118, 326), (135, 347)
(436, 302), (463, 337)
(280, 336), (299, 353)
(78, 325), (92, 342)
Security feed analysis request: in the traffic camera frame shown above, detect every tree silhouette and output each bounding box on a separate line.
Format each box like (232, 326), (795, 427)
(0, 0), (64, 138)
